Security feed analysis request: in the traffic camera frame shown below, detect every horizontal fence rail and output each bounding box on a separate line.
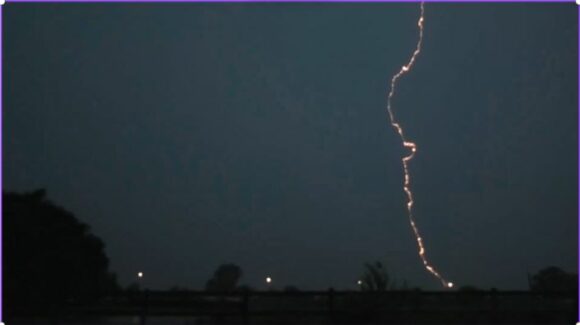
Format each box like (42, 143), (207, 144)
(9, 290), (577, 324)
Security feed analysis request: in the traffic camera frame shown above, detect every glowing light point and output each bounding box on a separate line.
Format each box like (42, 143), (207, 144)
(0, 0), (5, 6)
(357, 280), (363, 285)
(138, 272), (143, 278)
(266, 277), (272, 284)
(576, 0), (580, 5)
(447, 282), (454, 288)
(402, 66), (409, 72)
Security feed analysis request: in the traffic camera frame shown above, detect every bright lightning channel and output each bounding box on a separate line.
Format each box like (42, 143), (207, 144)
(385, 2), (453, 289)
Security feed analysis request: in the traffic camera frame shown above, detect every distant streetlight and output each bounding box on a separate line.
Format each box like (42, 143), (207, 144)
(357, 280), (362, 286)
(137, 272), (144, 291)
(265, 276), (273, 290)
(447, 282), (454, 288)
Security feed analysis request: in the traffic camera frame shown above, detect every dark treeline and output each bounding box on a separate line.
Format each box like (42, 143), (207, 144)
(4, 190), (121, 319)
(4, 189), (577, 323)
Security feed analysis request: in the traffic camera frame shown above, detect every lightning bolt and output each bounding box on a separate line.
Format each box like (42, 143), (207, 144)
(386, 2), (453, 289)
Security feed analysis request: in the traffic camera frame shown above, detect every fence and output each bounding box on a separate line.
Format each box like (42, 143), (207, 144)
(24, 290), (580, 324)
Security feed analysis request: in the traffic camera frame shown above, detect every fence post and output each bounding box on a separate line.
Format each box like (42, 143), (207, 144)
(49, 302), (61, 325)
(328, 288), (335, 322)
(242, 288), (249, 325)
(140, 289), (149, 325)
(490, 288), (498, 322)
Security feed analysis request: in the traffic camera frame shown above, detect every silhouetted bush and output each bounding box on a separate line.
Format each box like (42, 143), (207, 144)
(205, 263), (243, 292)
(360, 261), (390, 291)
(530, 266), (577, 293)
(4, 189), (120, 317)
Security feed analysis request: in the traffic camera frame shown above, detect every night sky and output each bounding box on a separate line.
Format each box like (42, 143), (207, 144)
(4, 3), (577, 291)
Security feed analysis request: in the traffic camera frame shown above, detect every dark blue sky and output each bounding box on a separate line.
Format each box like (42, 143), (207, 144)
(4, 3), (577, 290)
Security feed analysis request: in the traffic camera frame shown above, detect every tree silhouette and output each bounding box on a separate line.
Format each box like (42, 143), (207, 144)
(4, 189), (120, 317)
(205, 263), (243, 292)
(360, 261), (390, 291)
(530, 266), (577, 293)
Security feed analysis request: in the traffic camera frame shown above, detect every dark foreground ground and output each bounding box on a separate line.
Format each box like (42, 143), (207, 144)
(7, 290), (577, 324)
